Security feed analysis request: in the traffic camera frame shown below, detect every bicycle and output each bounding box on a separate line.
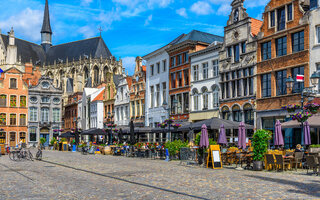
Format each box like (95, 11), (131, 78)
(36, 147), (42, 160)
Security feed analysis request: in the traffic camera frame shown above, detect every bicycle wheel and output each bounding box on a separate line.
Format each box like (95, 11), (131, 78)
(36, 150), (42, 160)
(28, 150), (33, 161)
(9, 152), (15, 161)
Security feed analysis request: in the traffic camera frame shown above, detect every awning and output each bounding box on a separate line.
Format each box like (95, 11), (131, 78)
(179, 117), (254, 131)
(281, 114), (320, 128)
(60, 131), (75, 138)
(81, 128), (108, 135)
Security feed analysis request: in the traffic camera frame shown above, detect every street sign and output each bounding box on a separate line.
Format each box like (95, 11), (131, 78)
(296, 74), (304, 82)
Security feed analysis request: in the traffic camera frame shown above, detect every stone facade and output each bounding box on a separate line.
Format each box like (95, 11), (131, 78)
(189, 43), (222, 122)
(219, 0), (261, 127)
(28, 77), (63, 147)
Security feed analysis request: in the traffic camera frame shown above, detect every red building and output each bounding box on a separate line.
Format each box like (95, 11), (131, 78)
(64, 92), (82, 131)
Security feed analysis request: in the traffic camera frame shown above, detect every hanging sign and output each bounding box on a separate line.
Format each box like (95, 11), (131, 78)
(296, 74), (304, 82)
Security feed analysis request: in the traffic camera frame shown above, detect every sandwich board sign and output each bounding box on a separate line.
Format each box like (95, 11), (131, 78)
(207, 145), (223, 169)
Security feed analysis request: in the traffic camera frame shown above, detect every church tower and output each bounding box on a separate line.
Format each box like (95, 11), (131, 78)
(41, 0), (52, 52)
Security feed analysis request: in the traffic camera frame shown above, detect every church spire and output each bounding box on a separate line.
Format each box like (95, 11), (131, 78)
(41, 0), (52, 34)
(41, 0), (52, 52)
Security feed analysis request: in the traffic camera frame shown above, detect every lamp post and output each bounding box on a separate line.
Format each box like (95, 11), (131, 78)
(73, 117), (80, 146)
(286, 72), (320, 145)
(107, 110), (115, 145)
(162, 99), (178, 142)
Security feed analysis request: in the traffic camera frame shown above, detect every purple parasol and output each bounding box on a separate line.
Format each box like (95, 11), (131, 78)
(304, 121), (311, 145)
(238, 122), (246, 150)
(200, 124), (209, 148)
(217, 124), (228, 145)
(274, 120), (284, 146)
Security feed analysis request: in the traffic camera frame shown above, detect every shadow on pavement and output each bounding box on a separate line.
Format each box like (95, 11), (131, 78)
(41, 160), (209, 200)
(246, 174), (320, 198)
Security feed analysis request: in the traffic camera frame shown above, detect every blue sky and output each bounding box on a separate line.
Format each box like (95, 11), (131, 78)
(0, 0), (268, 75)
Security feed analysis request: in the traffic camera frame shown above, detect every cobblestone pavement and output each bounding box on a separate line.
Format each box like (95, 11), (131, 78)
(0, 150), (319, 200)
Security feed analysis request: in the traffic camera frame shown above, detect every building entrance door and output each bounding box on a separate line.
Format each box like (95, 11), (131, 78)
(40, 134), (49, 147)
(9, 132), (16, 147)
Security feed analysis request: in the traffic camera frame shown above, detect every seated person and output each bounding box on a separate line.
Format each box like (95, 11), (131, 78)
(295, 144), (302, 152)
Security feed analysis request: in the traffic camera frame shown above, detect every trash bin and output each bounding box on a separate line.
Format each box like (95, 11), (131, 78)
(165, 148), (170, 162)
(72, 145), (76, 152)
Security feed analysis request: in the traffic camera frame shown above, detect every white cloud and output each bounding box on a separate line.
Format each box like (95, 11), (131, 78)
(144, 14), (153, 26)
(81, 0), (93, 6)
(0, 8), (42, 42)
(216, 3), (231, 16)
(190, 1), (213, 15)
(121, 56), (136, 75)
(78, 25), (97, 38)
(176, 8), (187, 18)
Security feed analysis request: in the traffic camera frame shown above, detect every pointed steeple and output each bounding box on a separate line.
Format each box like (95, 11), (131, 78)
(41, 0), (52, 52)
(41, 0), (52, 34)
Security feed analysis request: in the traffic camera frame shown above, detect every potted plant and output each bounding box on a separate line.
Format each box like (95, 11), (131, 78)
(281, 104), (301, 113)
(304, 103), (320, 114)
(309, 144), (320, 153)
(251, 129), (272, 171)
(40, 137), (47, 150)
(49, 138), (57, 150)
(292, 111), (312, 123)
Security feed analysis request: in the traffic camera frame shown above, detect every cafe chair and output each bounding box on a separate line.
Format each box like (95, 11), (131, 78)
(275, 154), (290, 171)
(291, 152), (304, 171)
(265, 154), (276, 170)
(305, 156), (318, 175)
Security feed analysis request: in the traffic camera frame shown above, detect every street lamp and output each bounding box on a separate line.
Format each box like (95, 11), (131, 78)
(285, 76), (294, 91)
(310, 71), (320, 86)
(162, 99), (178, 142)
(107, 110), (115, 144)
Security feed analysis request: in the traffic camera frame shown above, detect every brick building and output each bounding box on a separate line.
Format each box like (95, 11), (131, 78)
(0, 28), (41, 147)
(256, 0), (311, 147)
(64, 92), (82, 131)
(167, 30), (223, 122)
(219, 0), (262, 129)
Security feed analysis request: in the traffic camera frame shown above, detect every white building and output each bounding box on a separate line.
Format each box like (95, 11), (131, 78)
(81, 87), (105, 131)
(143, 46), (171, 127)
(114, 75), (132, 126)
(308, 1), (320, 92)
(189, 43), (222, 122)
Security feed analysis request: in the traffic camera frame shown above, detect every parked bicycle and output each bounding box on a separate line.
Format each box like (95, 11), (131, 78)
(82, 146), (89, 155)
(8, 148), (33, 161)
(35, 147), (42, 160)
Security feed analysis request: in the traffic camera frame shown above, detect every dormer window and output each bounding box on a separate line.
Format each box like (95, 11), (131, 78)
(277, 7), (286, 31)
(270, 11), (275, 27)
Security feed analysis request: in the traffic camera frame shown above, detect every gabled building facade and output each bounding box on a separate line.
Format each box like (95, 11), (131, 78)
(190, 43), (222, 122)
(114, 76), (132, 126)
(0, 29), (41, 147)
(28, 77), (63, 147)
(130, 57), (146, 127)
(64, 92), (82, 131)
(167, 30), (224, 122)
(219, 0), (262, 128)
(256, 0), (311, 147)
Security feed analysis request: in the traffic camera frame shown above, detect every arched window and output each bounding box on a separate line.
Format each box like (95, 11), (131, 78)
(41, 107), (49, 122)
(244, 104), (254, 125)
(84, 67), (89, 82)
(104, 66), (109, 82)
(192, 89), (199, 111)
(93, 66), (99, 85)
(221, 106), (230, 120)
(232, 105), (241, 122)
(47, 71), (53, 79)
(202, 87), (208, 110)
(212, 85), (219, 108)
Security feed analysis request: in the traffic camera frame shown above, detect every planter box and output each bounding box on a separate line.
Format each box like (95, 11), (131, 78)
(309, 147), (320, 153)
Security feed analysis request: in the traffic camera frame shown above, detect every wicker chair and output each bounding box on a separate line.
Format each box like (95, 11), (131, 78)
(291, 152), (304, 171)
(275, 154), (290, 171)
(306, 155), (318, 174)
(266, 154), (276, 170)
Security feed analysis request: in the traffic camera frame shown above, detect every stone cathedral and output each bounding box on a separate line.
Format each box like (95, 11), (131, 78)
(0, 0), (123, 106)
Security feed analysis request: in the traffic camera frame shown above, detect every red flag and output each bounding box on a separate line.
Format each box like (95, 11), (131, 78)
(296, 75), (304, 82)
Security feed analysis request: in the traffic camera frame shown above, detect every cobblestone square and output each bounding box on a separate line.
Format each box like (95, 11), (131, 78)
(0, 150), (319, 200)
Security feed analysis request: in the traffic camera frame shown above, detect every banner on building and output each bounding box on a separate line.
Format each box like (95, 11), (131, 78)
(296, 74), (304, 82)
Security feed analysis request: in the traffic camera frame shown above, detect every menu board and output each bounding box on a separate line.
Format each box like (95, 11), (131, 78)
(207, 145), (223, 169)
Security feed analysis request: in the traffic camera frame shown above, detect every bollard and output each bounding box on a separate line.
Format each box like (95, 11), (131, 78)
(165, 148), (170, 162)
